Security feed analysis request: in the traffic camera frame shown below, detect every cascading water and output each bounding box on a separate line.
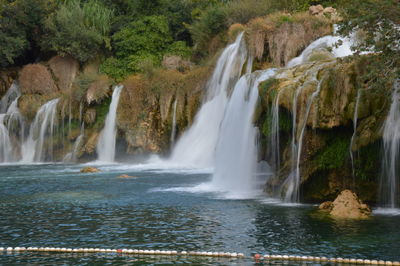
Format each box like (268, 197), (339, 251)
(350, 89), (363, 183)
(287, 35), (353, 67)
(170, 99), (178, 147)
(380, 79), (400, 209)
(96, 85), (123, 162)
(21, 98), (60, 163)
(0, 114), (13, 162)
(64, 123), (85, 163)
(0, 82), (23, 162)
(168, 33), (247, 168)
(0, 81), (20, 113)
(269, 34), (355, 202)
(212, 69), (276, 198)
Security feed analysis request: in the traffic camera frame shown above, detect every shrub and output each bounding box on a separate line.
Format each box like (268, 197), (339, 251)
(19, 64), (57, 94)
(112, 15), (172, 59)
(165, 41), (192, 59)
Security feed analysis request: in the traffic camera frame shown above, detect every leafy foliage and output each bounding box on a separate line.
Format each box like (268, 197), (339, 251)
(0, 0), (54, 67)
(41, 0), (113, 62)
(338, 0), (400, 90)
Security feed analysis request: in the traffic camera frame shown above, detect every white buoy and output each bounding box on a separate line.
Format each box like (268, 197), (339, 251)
(386, 261), (393, 265)
(393, 262), (400, 266)
(238, 253), (245, 258)
(181, 251), (187, 255)
(379, 260), (386, 265)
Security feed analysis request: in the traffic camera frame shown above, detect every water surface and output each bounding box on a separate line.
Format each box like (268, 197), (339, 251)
(0, 164), (399, 265)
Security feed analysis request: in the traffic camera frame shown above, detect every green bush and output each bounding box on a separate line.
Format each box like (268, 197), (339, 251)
(41, 0), (113, 63)
(112, 15), (172, 59)
(0, 0), (54, 67)
(166, 41), (192, 59)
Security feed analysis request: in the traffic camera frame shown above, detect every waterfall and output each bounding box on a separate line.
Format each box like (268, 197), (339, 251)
(96, 85), (123, 162)
(170, 99), (178, 146)
(0, 114), (13, 162)
(212, 69), (276, 198)
(0, 81), (20, 113)
(268, 33), (355, 202)
(168, 33), (247, 168)
(269, 89), (285, 173)
(380, 79), (400, 208)
(21, 98), (60, 163)
(350, 89), (363, 183)
(64, 123), (84, 163)
(0, 82), (23, 162)
(287, 35), (353, 68)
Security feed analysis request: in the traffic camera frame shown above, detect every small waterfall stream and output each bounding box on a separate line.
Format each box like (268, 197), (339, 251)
(381, 79), (400, 209)
(96, 85), (123, 162)
(270, 34), (355, 202)
(350, 89), (363, 183)
(170, 99), (178, 146)
(0, 82), (22, 162)
(0, 114), (13, 162)
(168, 33), (247, 168)
(21, 98), (60, 163)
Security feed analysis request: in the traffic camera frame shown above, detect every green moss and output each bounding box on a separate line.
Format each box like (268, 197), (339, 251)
(314, 136), (349, 170)
(354, 141), (381, 181)
(260, 78), (278, 98)
(261, 107), (292, 137)
(93, 97), (111, 129)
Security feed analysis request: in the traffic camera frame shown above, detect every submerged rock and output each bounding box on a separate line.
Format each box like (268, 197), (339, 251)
(80, 167), (100, 173)
(320, 190), (371, 219)
(118, 174), (137, 178)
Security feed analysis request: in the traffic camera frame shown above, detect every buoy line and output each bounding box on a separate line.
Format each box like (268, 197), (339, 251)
(0, 247), (399, 265)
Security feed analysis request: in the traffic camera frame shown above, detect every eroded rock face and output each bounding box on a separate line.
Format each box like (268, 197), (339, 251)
(162, 56), (193, 72)
(320, 190), (371, 219)
(48, 55), (79, 91)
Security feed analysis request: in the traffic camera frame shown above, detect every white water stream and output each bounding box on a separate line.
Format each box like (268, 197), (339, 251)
(381, 79), (400, 208)
(96, 85), (123, 162)
(168, 33), (247, 168)
(21, 98), (60, 163)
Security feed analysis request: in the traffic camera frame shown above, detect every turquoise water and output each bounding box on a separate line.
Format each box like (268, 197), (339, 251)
(0, 164), (399, 265)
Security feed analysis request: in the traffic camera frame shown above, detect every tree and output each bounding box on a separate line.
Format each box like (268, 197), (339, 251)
(338, 0), (399, 89)
(41, 0), (113, 63)
(0, 0), (55, 68)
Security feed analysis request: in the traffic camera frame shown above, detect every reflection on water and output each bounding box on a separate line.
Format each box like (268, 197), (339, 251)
(0, 164), (399, 264)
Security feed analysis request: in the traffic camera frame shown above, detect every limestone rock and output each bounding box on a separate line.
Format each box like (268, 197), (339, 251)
(48, 55), (79, 91)
(80, 167), (100, 173)
(309, 5), (324, 16)
(118, 174), (137, 178)
(319, 201), (333, 212)
(328, 190), (371, 219)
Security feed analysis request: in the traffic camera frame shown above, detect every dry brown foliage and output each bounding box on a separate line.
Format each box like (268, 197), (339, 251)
(246, 12), (331, 66)
(228, 23), (245, 42)
(86, 75), (111, 104)
(19, 64), (58, 95)
(48, 55), (80, 91)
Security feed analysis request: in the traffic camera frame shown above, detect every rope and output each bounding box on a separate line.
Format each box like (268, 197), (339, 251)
(1, 247), (399, 265)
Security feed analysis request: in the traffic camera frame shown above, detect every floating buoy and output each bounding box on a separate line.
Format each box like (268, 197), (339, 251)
(254, 253), (261, 260)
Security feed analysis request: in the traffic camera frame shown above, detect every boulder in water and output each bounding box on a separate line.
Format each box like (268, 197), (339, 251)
(319, 190), (371, 219)
(80, 167), (100, 173)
